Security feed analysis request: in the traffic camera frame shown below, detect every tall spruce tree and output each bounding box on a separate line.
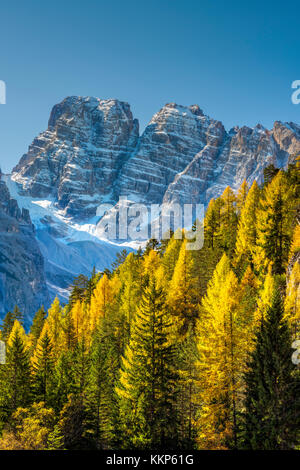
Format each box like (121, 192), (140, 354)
(116, 277), (179, 449)
(69, 274), (89, 306)
(243, 288), (300, 449)
(11, 305), (24, 325)
(177, 325), (198, 449)
(1, 311), (14, 341)
(0, 321), (31, 419)
(31, 323), (55, 405)
(85, 320), (120, 449)
(1, 305), (24, 340)
(30, 306), (47, 347)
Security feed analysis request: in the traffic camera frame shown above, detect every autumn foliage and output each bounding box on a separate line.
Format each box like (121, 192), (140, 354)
(0, 160), (299, 450)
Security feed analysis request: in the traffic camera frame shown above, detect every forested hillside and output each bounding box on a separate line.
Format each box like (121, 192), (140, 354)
(0, 160), (299, 450)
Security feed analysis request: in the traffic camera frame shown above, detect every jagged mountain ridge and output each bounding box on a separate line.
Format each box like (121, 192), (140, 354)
(12, 96), (300, 219)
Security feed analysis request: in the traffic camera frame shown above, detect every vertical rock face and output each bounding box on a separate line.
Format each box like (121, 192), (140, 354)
(0, 173), (49, 326)
(13, 96), (139, 218)
(119, 103), (226, 204)
(272, 121), (300, 165)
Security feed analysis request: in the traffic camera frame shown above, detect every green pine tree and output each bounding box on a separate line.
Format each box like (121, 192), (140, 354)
(85, 322), (120, 449)
(70, 338), (90, 401)
(84, 267), (100, 305)
(11, 305), (24, 325)
(243, 288), (300, 449)
(31, 324), (55, 405)
(116, 277), (179, 449)
(47, 423), (65, 450)
(1, 305), (24, 340)
(0, 321), (31, 420)
(0, 311), (14, 341)
(255, 172), (296, 275)
(176, 325), (198, 449)
(69, 274), (89, 306)
(30, 306), (47, 347)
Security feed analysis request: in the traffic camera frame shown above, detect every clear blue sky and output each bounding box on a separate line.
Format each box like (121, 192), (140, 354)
(0, 0), (300, 172)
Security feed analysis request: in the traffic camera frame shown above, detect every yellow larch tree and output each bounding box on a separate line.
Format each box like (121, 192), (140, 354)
(254, 171), (295, 275)
(168, 239), (198, 334)
(7, 320), (28, 350)
(142, 249), (161, 278)
(254, 264), (276, 325)
(239, 265), (258, 326)
(284, 262), (300, 338)
(219, 186), (238, 256)
(89, 273), (121, 332)
(71, 300), (88, 343)
(204, 198), (223, 249)
(195, 254), (250, 449)
(89, 273), (114, 331)
(289, 224), (300, 259)
(116, 252), (143, 344)
(235, 180), (260, 264)
(46, 297), (63, 356)
(236, 179), (249, 215)
(161, 236), (183, 280)
(284, 225), (300, 337)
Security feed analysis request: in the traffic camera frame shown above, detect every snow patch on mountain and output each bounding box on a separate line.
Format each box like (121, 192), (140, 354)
(3, 176), (135, 305)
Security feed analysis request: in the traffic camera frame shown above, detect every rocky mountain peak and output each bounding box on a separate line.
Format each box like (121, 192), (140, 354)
(11, 96), (300, 219)
(12, 96), (139, 218)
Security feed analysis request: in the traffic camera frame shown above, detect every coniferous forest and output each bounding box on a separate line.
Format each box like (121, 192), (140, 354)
(0, 161), (299, 451)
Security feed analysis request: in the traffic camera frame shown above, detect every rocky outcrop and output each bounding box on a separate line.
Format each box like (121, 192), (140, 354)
(0, 172), (50, 326)
(272, 121), (300, 165)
